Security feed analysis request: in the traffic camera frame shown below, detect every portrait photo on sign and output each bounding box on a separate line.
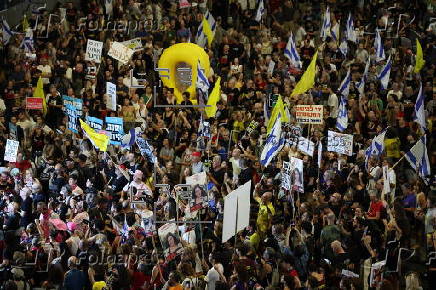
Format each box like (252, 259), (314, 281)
(189, 184), (208, 213)
(158, 222), (183, 261)
(289, 157), (304, 193)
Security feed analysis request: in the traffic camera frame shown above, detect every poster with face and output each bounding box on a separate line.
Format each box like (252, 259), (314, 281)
(158, 223), (183, 261)
(289, 157), (304, 193)
(189, 184), (208, 214)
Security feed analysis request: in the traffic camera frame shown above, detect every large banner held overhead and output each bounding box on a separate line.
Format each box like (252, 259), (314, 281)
(86, 116), (103, 131)
(295, 105), (324, 124)
(105, 117), (124, 145)
(108, 42), (135, 64)
(327, 130), (354, 156)
(4, 139), (19, 162)
(85, 39), (103, 63)
(222, 181), (251, 243)
(66, 104), (78, 133)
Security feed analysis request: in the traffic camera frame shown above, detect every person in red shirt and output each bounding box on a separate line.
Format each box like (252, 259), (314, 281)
(10, 152), (32, 172)
(366, 190), (384, 220)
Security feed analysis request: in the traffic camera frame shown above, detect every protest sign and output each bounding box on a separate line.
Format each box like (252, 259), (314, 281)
(136, 135), (158, 164)
(267, 60), (275, 74)
(85, 39), (103, 63)
(383, 166), (390, 194)
(66, 104), (78, 133)
(327, 130), (354, 156)
(86, 116), (103, 131)
(284, 125), (302, 147)
(4, 139), (19, 162)
(108, 42), (135, 64)
(289, 157), (304, 193)
(8, 122), (17, 140)
(26, 97), (43, 110)
(122, 38), (143, 51)
(282, 162), (292, 191)
(222, 181), (251, 242)
(63, 96), (83, 117)
(106, 82), (117, 111)
(158, 223), (183, 261)
(179, 0), (191, 8)
(295, 105), (324, 124)
(105, 117), (124, 145)
(298, 136), (315, 156)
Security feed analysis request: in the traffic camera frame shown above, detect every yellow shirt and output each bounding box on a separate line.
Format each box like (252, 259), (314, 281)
(384, 138), (401, 158)
(254, 196), (275, 235)
(92, 281), (106, 290)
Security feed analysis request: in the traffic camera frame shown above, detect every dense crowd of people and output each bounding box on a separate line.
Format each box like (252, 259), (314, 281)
(0, 0), (435, 289)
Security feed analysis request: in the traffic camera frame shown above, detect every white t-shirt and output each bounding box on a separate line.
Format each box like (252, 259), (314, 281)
(328, 93), (339, 118)
(37, 64), (52, 84)
(206, 264), (223, 290)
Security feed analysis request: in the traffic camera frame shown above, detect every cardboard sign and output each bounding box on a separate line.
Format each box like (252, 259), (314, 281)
(85, 39), (103, 63)
(108, 42), (135, 64)
(106, 82), (117, 111)
(122, 38), (143, 51)
(295, 105), (324, 124)
(327, 130), (353, 156)
(26, 97), (43, 110)
(4, 139), (19, 162)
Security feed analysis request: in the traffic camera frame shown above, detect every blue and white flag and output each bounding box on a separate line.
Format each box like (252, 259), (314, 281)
(375, 29), (385, 62)
(196, 61), (210, 95)
(196, 10), (216, 47)
(377, 55), (391, 90)
(346, 13), (357, 43)
(136, 136), (158, 164)
(405, 135), (431, 183)
(331, 21), (340, 43)
(20, 28), (34, 52)
(356, 58), (370, 95)
(338, 69), (351, 98)
(339, 39), (348, 57)
(2, 20), (14, 45)
(320, 6), (331, 41)
(336, 96), (348, 132)
(255, 0), (265, 22)
(260, 113), (284, 167)
(121, 128), (137, 148)
(414, 83), (426, 133)
(364, 128), (387, 168)
(284, 32), (302, 69)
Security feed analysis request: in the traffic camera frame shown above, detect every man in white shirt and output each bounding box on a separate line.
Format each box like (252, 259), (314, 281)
(37, 58), (52, 85)
(205, 253), (226, 290)
(327, 88), (339, 118)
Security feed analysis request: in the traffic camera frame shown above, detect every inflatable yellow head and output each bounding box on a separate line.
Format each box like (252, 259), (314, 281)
(158, 43), (210, 104)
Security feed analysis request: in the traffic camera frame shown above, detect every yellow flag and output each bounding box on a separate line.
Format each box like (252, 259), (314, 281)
(291, 51), (318, 97)
(79, 119), (110, 152)
(202, 17), (214, 47)
(205, 77), (221, 118)
(33, 77), (47, 116)
(414, 39), (425, 73)
(22, 15), (29, 32)
(266, 95), (289, 134)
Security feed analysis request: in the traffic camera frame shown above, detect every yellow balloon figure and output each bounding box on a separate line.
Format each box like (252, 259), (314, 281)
(158, 43), (210, 104)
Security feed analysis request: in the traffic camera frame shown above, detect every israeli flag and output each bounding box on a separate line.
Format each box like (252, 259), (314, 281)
(364, 128), (387, 168)
(336, 96), (348, 132)
(346, 13), (357, 43)
(377, 55), (391, 90)
(20, 28), (34, 52)
(356, 58), (370, 95)
(196, 10), (216, 47)
(321, 6), (331, 41)
(375, 29), (385, 62)
(284, 32), (302, 69)
(2, 19), (13, 45)
(339, 39), (348, 57)
(205, 10), (217, 32)
(260, 113), (284, 167)
(338, 69), (351, 98)
(331, 21), (340, 43)
(255, 0), (265, 22)
(196, 61), (210, 94)
(414, 83), (426, 133)
(405, 135), (431, 183)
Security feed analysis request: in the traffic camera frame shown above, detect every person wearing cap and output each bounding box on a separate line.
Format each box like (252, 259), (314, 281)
(191, 151), (204, 174)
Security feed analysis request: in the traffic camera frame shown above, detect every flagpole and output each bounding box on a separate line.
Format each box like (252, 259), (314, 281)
(391, 152), (407, 169)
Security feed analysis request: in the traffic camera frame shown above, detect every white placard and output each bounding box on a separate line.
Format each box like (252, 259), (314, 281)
(267, 60), (276, 74)
(382, 165), (390, 194)
(295, 105), (324, 124)
(289, 157), (304, 193)
(327, 130), (353, 156)
(108, 41), (135, 64)
(298, 136), (315, 156)
(106, 82), (117, 111)
(85, 39), (103, 63)
(4, 139), (19, 162)
(186, 171), (207, 185)
(122, 38), (143, 51)
(222, 181), (251, 243)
